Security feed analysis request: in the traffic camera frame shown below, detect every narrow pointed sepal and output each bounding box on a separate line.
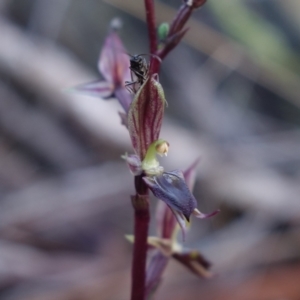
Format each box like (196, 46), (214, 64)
(169, 207), (189, 241)
(193, 208), (220, 219)
(183, 158), (200, 191)
(145, 251), (169, 299)
(98, 29), (130, 86)
(156, 201), (177, 240)
(70, 80), (114, 99)
(127, 76), (166, 159)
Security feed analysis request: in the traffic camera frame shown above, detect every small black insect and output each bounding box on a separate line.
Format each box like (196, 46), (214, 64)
(125, 54), (161, 93)
(125, 54), (149, 93)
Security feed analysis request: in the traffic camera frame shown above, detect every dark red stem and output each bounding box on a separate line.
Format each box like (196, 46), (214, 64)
(145, 0), (160, 75)
(131, 175), (150, 300)
(145, 0), (157, 56)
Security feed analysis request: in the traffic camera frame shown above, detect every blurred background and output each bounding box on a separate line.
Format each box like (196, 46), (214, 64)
(0, 0), (300, 299)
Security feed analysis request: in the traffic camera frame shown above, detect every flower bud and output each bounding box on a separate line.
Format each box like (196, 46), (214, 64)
(158, 22), (170, 41)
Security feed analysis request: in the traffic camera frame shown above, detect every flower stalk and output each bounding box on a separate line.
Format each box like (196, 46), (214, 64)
(131, 176), (150, 300)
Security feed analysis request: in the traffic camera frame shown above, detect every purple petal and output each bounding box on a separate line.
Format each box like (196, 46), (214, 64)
(146, 251), (169, 298)
(128, 77), (166, 158)
(71, 80), (114, 99)
(169, 207), (188, 241)
(144, 170), (197, 222)
(193, 208), (220, 219)
(98, 30), (130, 86)
(156, 201), (177, 239)
(183, 158), (200, 191)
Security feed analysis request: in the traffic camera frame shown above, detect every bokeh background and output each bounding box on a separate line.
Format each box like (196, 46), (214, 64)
(0, 0), (300, 299)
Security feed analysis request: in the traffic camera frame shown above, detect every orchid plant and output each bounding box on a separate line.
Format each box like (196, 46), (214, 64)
(75, 1), (219, 299)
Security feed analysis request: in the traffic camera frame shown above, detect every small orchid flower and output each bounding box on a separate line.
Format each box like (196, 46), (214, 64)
(147, 202), (213, 279)
(144, 169), (219, 240)
(144, 159), (215, 296)
(141, 141), (219, 240)
(73, 18), (132, 112)
(123, 139), (219, 239)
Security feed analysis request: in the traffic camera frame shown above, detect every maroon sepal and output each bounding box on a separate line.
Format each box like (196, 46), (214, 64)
(127, 76), (166, 159)
(71, 20), (132, 112)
